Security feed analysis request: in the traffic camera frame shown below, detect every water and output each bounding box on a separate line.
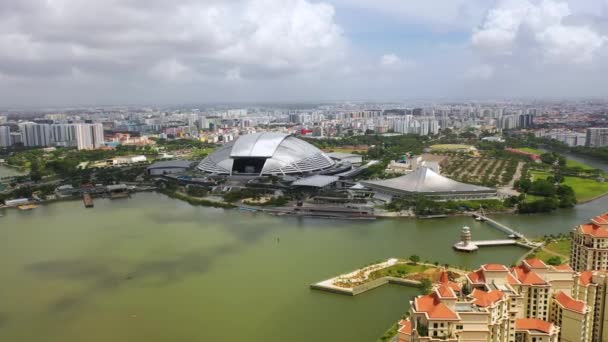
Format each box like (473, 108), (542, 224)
(0, 193), (531, 342)
(1, 152), (608, 342)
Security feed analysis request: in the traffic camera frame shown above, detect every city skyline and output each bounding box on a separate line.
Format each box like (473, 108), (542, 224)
(0, 0), (607, 107)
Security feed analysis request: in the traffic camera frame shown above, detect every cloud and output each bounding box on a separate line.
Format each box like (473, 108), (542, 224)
(0, 0), (345, 81)
(379, 53), (414, 71)
(472, 0), (607, 64)
(465, 64), (495, 80)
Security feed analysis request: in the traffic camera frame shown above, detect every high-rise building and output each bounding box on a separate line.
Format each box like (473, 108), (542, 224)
(572, 271), (608, 342)
(0, 115), (7, 124)
(399, 260), (570, 342)
(18, 122), (53, 147)
(74, 123), (105, 150)
(0, 126), (10, 147)
(571, 213), (608, 272)
(585, 128), (608, 147)
(51, 124), (77, 147)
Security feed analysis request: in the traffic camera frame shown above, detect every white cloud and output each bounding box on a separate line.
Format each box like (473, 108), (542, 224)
(379, 53), (414, 70)
(0, 0), (345, 80)
(472, 0), (607, 64)
(149, 58), (191, 82)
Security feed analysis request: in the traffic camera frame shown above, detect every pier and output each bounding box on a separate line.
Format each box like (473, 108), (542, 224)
(471, 213), (525, 239)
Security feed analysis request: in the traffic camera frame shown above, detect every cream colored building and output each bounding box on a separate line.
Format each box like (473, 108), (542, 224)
(399, 259), (580, 342)
(572, 271), (608, 342)
(571, 213), (608, 272)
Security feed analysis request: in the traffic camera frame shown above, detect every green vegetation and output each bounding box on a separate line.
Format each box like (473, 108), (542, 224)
(369, 263), (429, 280)
(386, 195), (508, 214)
(529, 236), (571, 265)
(517, 147), (544, 155)
(530, 170), (608, 202)
(376, 322), (400, 342)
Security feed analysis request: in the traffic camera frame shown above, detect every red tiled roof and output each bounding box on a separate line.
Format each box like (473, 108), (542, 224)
(437, 284), (457, 298)
(398, 320), (412, 335)
(554, 291), (586, 314)
(467, 269), (485, 284)
(482, 264), (509, 271)
(524, 258), (547, 269)
(512, 266), (546, 285)
(471, 289), (504, 307)
(591, 213), (608, 226)
(414, 293), (459, 320)
(579, 271), (594, 286)
(516, 319), (554, 334)
(553, 264), (573, 272)
(579, 223), (608, 237)
(507, 273), (520, 285)
(440, 271), (449, 284)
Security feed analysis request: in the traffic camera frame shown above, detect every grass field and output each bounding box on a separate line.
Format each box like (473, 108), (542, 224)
(324, 147), (367, 154)
(530, 170), (608, 202)
(565, 158), (596, 170)
(430, 144), (474, 150)
(517, 147), (544, 155)
(531, 239), (571, 265)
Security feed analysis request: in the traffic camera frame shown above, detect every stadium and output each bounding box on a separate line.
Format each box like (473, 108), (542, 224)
(198, 132), (348, 176)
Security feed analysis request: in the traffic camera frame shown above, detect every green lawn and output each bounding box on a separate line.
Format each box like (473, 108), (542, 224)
(517, 147), (544, 155)
(530, 170), (608, 202)
(545, 239), (571, 256)
(369, 263), (429, 279)
(565, 158), (596, 171)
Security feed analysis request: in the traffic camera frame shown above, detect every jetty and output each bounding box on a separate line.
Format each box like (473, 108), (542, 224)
(471, 212), (525, 239)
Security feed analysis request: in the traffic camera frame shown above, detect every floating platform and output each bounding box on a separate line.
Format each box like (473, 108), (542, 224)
(18, 204), (38, 211)
(453, 239), (518, 252)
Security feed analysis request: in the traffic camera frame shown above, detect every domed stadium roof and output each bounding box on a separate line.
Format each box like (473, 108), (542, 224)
(197, 132), (335, 176)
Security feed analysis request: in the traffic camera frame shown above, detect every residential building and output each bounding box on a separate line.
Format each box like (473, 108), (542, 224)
(74, 123), (105, 150)
(571, 213), (608, 272)
(0, 125), (10, 147)
(18, 122), (53, 147)
(572, 271), (608, 342)
(586, 128), (608, 147)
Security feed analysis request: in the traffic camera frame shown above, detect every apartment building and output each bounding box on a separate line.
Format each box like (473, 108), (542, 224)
(571, 213), (608, 272)
(400, 260), (575, 342)
(572, 271), (608, 342)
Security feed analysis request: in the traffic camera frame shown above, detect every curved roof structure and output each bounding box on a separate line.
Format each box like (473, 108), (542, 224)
(197, 133), (335, 176)
(360, 167), (495, 197)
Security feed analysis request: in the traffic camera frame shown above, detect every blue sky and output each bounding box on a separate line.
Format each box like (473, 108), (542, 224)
(0, 0), (607, 106)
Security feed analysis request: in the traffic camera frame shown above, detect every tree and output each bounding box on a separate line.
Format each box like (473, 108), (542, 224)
(546, 256), (563, 266)
(540, 153), (556, 165)
(419, 278), (433, 294)
(409, 255), (421, 265)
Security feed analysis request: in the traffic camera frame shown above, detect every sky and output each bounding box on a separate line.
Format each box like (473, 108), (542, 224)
(1, 0), (608, 106)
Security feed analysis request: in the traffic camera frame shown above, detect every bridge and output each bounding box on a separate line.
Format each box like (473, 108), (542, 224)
(453, 214), (540, 253)
(472, 213), (526, 240)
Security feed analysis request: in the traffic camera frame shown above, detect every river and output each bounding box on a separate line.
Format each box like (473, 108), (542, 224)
(1, 154), (608, 342)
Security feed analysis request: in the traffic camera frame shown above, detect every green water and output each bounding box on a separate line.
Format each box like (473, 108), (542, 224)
(0, 192), (536, 342)
(2, 151), (608, 342)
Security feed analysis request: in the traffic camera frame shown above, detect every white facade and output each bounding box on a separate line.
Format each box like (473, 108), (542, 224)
(0, 126), (10, 147)
(19, 122), (52, 147)
(74, 123), (105, 150)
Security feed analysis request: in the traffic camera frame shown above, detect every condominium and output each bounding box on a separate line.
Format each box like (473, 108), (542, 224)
(571, 271), (608, 342)
(571, 213), (608, 272)
(586, 128), (608, 148)
(399, 259), (579, 342)
(74, 123), (104, 150)
(18, 122), (53, 147)
(0, 125), (10, 147)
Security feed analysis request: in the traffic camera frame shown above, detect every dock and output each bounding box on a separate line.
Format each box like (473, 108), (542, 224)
(83, 193), (94, 208)
(453, 239), (518, 252)
(472, 213), (525, 239)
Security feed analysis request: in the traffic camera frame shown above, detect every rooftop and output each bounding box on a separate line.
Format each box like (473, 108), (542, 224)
(579, 223), (608, 238)
(361, 167), (495, 194)
(147, 160), (193, 170)
(414, 293), (459, 320)
(554, 291), (586, 314)
(471, 289), (504, 307)
(512, 266), (547, 285)
(516, 318), (554, 335)
(292, 175), (339, 188)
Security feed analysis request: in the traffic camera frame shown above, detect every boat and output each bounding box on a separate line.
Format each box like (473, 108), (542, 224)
(18, 204), (38, 211)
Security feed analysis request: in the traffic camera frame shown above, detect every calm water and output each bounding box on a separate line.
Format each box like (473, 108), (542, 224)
(1, 153), (608, 342)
